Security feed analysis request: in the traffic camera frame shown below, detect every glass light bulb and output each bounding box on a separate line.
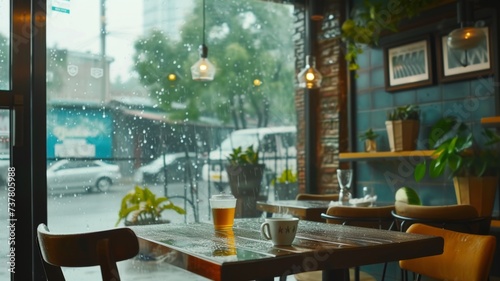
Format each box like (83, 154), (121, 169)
(297, 56), (322, 89)
(191, 57), (215, 81)
(305, 72), (315, 81)
(447, 27), (485, 50)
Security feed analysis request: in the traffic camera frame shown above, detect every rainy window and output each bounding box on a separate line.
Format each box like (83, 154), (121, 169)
(0, 0), (10, 90)
(46, 0), (297, 241)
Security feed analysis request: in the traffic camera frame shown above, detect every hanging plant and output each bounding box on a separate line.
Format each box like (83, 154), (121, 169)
(341, 0), (439, 72)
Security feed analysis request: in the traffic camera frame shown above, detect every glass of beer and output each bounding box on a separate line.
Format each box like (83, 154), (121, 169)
(210, 194), (237, 230)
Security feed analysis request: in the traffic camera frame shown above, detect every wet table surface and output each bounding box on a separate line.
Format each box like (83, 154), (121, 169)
(131, 218), (443, 281)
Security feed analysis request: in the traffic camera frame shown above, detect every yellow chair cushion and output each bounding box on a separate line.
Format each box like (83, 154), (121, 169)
(400, 223), (496, 281)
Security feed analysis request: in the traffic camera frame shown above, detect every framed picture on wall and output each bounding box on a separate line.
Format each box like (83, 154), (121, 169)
(437, 27), (492, 83)
(384, 37), (433, 92)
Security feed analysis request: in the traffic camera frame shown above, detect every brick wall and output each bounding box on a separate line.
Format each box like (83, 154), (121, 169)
(294, 0), (344, 194)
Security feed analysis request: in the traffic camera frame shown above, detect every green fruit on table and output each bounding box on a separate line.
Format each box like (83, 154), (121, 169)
(395, 187), (422, 205)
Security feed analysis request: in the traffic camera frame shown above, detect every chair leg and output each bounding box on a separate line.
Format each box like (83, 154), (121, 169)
(354, 266), (360, 281)
(381, 262), (387, 281)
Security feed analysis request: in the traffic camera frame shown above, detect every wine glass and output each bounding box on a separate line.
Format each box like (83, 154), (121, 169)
(337, 169), (353, 205)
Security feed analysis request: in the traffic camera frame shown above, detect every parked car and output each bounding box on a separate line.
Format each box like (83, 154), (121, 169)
(133, 152), (200, 185)
(46, 159), (122, 192)
(202, 126), (297, 191)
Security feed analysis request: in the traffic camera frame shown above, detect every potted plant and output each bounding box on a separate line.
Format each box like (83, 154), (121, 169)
(115, 185), (185, 226)
(226, 145), (265, 217)
(341, 0), (439, 72)
(414, 116), (500, 216)
(359, 128), (379, 152)
(226, 145), (266, 196)
(386, 105), (420, 151)
(273, 169), (298, 200)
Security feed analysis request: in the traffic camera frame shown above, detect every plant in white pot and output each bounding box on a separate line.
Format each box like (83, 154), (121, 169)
(386, 105), (420, 152)
(414, 116), (500, 217)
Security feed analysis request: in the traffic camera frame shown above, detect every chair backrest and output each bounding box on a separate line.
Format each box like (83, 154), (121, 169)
(393, 201), (489, 234)
(37, 223), (139, 281)
(400, 223), (496, 281)
(322, 205), (395, 229)
(296, 193), (339, 201)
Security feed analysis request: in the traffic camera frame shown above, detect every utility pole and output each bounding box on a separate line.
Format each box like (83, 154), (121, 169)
(100, 0), (107, 102)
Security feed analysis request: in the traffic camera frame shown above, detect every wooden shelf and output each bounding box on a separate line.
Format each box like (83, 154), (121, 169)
(339, 150), (435, 161)
(481, 116), (500, 128)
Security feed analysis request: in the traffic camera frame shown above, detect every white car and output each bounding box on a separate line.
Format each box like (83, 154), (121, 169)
(202, 126), (297, 191)
(47, 159), (122, 192)
(134, 152), (200, 184)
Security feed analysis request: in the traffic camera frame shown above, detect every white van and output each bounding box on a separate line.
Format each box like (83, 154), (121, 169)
(202, 126), (297, 191)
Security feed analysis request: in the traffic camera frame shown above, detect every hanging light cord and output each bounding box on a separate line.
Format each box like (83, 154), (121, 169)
(202, 0), (206, 46)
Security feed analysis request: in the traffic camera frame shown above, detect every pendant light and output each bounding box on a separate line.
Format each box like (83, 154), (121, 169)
(297, 55), (322, 89)
(297, 0), (322, 89)
(446, 0), (485, 66)
(191, 0), (215, 81)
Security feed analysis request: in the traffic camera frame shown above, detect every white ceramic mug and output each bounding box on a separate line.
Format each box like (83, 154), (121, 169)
(260, 218), (299, 246)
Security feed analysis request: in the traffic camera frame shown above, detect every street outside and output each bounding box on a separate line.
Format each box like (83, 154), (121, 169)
(0, 179), (238, 281)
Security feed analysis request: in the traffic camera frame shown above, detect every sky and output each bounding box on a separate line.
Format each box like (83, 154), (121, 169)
(47, 0), (144, 82)
(0, 0), (144, 82)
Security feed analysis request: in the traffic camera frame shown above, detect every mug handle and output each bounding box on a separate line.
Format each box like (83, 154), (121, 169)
(260, 222), (272, 240)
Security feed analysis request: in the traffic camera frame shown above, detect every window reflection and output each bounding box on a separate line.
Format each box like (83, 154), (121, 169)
(0, 0), (10, 90)
(0, 109), (10, 281)
(46, 0), (297, 239)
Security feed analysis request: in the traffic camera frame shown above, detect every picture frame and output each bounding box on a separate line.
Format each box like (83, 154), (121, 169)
(384, 37), (433, 92)
(436, 27), (492, 83)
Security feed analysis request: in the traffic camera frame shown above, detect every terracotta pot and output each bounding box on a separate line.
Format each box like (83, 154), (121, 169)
(385, 120), (419, 152)
(453, 176), (498, 217)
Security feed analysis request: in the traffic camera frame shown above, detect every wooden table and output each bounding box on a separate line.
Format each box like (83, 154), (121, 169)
(257, 200), (331, 222)
(131, 218), (443, 281)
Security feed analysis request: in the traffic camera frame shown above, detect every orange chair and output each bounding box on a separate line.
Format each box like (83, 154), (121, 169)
(401, 223), (496, 281)
(393, 201), (490, 234)
(37, 223), (139, 281)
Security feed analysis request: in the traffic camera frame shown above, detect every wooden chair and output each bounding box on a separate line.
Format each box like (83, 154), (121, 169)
(400, 223), (496, 281)
(392, 201), (491, 234)
(295, 205), (395, 281)
(36, 223), (139, 281)
(295, 193), (339, 201)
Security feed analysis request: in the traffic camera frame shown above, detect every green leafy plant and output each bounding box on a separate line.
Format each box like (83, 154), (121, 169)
(115, 185), (185, 226)
(359, 128), (379, 141)
(342, 0), (438, 72)
(274, 169), (298, 184)
(414, 116), (500, 182)
(387, 105), (420, 121)
(227, 145), (259, 166)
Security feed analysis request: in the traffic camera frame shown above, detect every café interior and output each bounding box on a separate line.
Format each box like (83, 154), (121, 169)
(5, 0), (500, 280)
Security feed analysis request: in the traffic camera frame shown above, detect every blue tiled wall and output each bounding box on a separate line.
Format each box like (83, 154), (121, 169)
(351, 44), (498, 281)
(352, 47), (498, 208)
